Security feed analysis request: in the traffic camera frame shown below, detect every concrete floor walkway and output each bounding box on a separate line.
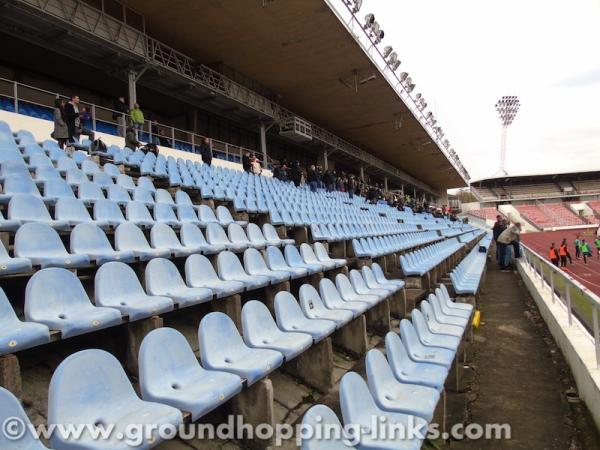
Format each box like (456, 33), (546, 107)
(452, 261), (598, 449)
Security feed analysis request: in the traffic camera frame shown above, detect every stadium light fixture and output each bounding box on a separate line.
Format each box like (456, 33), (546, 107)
(494, 95), (521, 176)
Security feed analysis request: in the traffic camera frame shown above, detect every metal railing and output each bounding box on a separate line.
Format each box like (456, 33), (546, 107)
(0, 77), (261, 165)
(520, 243), (600, 368)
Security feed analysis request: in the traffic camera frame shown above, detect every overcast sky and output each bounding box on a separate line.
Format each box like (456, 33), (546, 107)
(343, 0), (600, 183)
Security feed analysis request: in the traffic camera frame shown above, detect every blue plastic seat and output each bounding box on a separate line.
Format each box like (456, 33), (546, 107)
(217, 251), (271, 290)
(385, 332), (448, 391)
(198, 312), (283, 386)
(243, 248), (290, 284)
(78, 181), (105, 203)
(185, 254), (245, 297)
(265, 245), (308, 279)
(300, 243), (330, 270)
(8, 194), (69, 230)
(362, 265), (403, 292)
(198, 204), (220, 227)
(314, 242), (346, 268)
(180, 223), (224, 255)
(263, 223), (294, 246)
(93, 199), (127, 227)
(133, 186), (155, 206)
(335, 273), (380, 307)
(145, 258), (213, 307)
(285, 244), (323, 274)
(437, 284), (473, 314)
(365, 349), (439, 422)
(399, 320), (455, 369)
(0, 387), (51, 449)
(25, 268), (122, 338)
(153, 202), (182, 228)
(114, 223), (170, 260)
(411, 309), (461, 351)
(274, 291), (335, 342)
(242, 300), (312, 360)
(155, 188), (175, 205)
(0, 175), (43, 203)
(70, 223), (136, 264)
(228, 223), (256, 249)
(137, 176), (156, 192)
(339, 372), (427, 450)
(206, 222), (246, 252)
(150, 223), (201, 257)
(320, 278), (368, 316)
(217, 205), (247, 226)
(55, 197), (110, 228)
(420, 301), (464, 338)
(92, 172), (114, 188)
(48, 349), (183, 450)
(139, 327), (242, 421)
(0, 288), (50, 356)
(298, 284), (353, 328)
(95, 262), (173, 320)
(349, 269), (389, 300)
(43, 178), (76, 202)
(0, 239), (32, 275)
(107, 184), (132, 205)
(15, 223), (90, 269)
(301, 404), (354, 450)
(125, 201), (155, 228)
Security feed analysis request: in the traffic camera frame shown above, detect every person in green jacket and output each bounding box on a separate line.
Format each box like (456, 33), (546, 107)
(130, 103), (145, 132)
(595, 237), (600, 258)
(581, 239), (592, 264)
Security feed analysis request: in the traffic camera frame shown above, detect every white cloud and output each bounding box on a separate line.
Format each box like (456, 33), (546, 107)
(352, 0), (600, 182)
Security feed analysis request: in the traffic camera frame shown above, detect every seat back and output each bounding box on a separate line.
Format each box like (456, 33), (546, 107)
(206, 222), (229, 244)
(216, 205), (235, 224)
(185, 254), (220, 284)
(0, 387), (49, 449)
(349, 270), (369, 293)
(78, 182), (105, 201)
(155, 188), (174, 205)
(4, 175), (40, 197)
(199, 204), (218, 223)
(246, 223), (266, 243)
(145, 258), (186, 293)
(55, 198), (92, 222)
(284, 244), (304, 266)
(300, 243), (319, 264)
(241, 300), (280, 343)
(299, 283), (326, 312)
(126, 201), (153, 222)
(94, 199), (125, 222)
(335, 273), (358, 299)
(95, 261), (144, 301)
(217, 251), (248, 279)
(262, 223), (280, 241)
(8, 194), (52, 221)
(15, 222), (68, 257)
(365, 349), (399, 395)
(313, 242), (331, 261)
(198, 312), (247, 365)
(319, 277), (343, 305)
(154, 203), (178, 222)
(228, 223), (249, 243)
(133, 186), (154, 203)
(243, 248), (269, 274)
(339, 372), (377, 426)
(150, 223), (182, 248)
(115, 223), (150, 251)
(44, 179), (75, 199)
(70, 223), (113, 253)
(180, 223), (209, 248)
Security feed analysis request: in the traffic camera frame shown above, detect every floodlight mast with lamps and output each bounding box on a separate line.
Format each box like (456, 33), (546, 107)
(494, 95), (520, 176)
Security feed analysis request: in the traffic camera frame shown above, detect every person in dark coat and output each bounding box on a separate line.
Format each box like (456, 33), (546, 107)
(199, 137), (212, 166)
(113, 96), (128, 137)
(242, 151), (252, 172)
(52, 98), (69, 149)
(64, 95), (80, 143)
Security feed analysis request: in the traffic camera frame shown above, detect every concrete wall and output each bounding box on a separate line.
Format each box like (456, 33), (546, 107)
(459, 201), (481, 213)
(0, 110), (272, 175)
(518, 261), (600, 430)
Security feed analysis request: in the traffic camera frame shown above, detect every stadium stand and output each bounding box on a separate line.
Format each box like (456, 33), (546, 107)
(467, 207), (503, 221)
(450, 234), (492, 295)
(516, 203), (587, 229)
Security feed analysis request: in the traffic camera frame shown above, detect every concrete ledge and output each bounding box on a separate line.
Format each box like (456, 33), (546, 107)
(518, 260), (600, 430)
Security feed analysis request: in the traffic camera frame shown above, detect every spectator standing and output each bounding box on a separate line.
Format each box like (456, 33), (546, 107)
(595, 236), (600, 258)
(307, 165), (319, 192)
(581, 240), (592, 264)
(497, 222), (522, 271)
(242, 151), (252, 173)
(130, 103), (145, 133)
(549, 243), (559, 267)
(559, 239), (572, 266)
(113, 96), (128, 137)
(348, 175), (356, 199)
(52, 98), (69, 149)
(64, 95), (81, 144)
(125, 127), (141, 150)
(251, 155), (262, 175)
(199, 137), (213, 166)
(290, 161), (302, 187)
(574, 235), (582, 259)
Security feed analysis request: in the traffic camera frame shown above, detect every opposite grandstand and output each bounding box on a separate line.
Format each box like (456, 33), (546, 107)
(0, 1), (598, 450)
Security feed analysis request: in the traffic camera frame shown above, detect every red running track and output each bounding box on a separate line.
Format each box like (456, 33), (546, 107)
(521, 229), (600, 296)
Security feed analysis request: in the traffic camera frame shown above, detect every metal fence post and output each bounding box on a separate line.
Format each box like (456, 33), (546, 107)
(91, 104), (97, 132)
(593, 306), (600, 369)
(13, 81), (18, 113)
(550, 270), (555, 302)
(171, 127), (175, 148)
(566, 284), (572, 325)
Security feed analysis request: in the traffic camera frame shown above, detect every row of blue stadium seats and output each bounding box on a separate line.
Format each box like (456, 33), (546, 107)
(399, 238), (465, 276)
(302, 285), (474, 449)
(351, 231), (444, 258)
(450, 234), (492, 295)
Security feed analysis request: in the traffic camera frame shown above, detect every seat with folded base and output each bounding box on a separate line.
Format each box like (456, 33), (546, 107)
(133, 187), (155, 206)
(246, 223), (269, 248)
(335, 273), (381, 307)
(361, 265), (403, 293)
(107, 184), (132, 205)
(71, 223), (136, 265)
(114, 223), (170, 261)
(139, 327), (243, 422)
(95, 262), (174, 321)
(274, 291), (336, 342)
(155, 188), (175, 205)
(0, 387), (51, 449)
(243, 248), (290, 284)
(319, 278), (368, 317)
(300, 243), (331, 270)
(150, 223), (202, 257)
(177, 205), (202, 225)
(93, 199), (127, 228)
(48, 349), (183, 450)
(437, 284), (473, 314)
(298, 284), (353, 328)
(206, 222), (246, 252)
(55, 197), (110, 228)
(411, 309), (460, 351)
(399, 320), (455, 369)
(427, 294), (469, 327)
(365, 349), (439, 422)
(217, 205), (247, 226)
(145, 258), (213, 307)
(242, 300), (312, 361)
(217, 251), (271, 290)
(0, 239), (32, 275)
(227, 223), (254, 249)
(0, 175), (43, 204)
(125, 201), (155, 228)
(180, 223), (225, 255)
(0, 209), (20, 232)
(420, 301), (464, 339)
(339, 372), (427, 450)
(349, 270), (390, 300)
(25, 268), (122, 338)
(185, 254), (245, 297)
(385, 332), (447, 392)
(372, 262), (404, 288)
(313, 242), (346, 268)
(199, 312), (284, 386)
(265, 245), (308, 279)
(198, 204), (220, 227)
(43, 178), (76, 202)
(0, 288), (50, 356)
(263, 223), (294, 247)
(8, 194), (69, 230)
(77, 181), (105, 203)
(15, 223), (90, 269)
(285, 244), (323, 274)
(153, 203), (182, 228)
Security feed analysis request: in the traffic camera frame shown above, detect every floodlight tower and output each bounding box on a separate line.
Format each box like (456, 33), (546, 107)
(494, 95), (520, 176)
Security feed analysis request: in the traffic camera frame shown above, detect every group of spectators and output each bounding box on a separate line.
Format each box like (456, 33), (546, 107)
(492, 216), (522, 271)
(52, 95), (95, 149)
(242, 152), (263, 175)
